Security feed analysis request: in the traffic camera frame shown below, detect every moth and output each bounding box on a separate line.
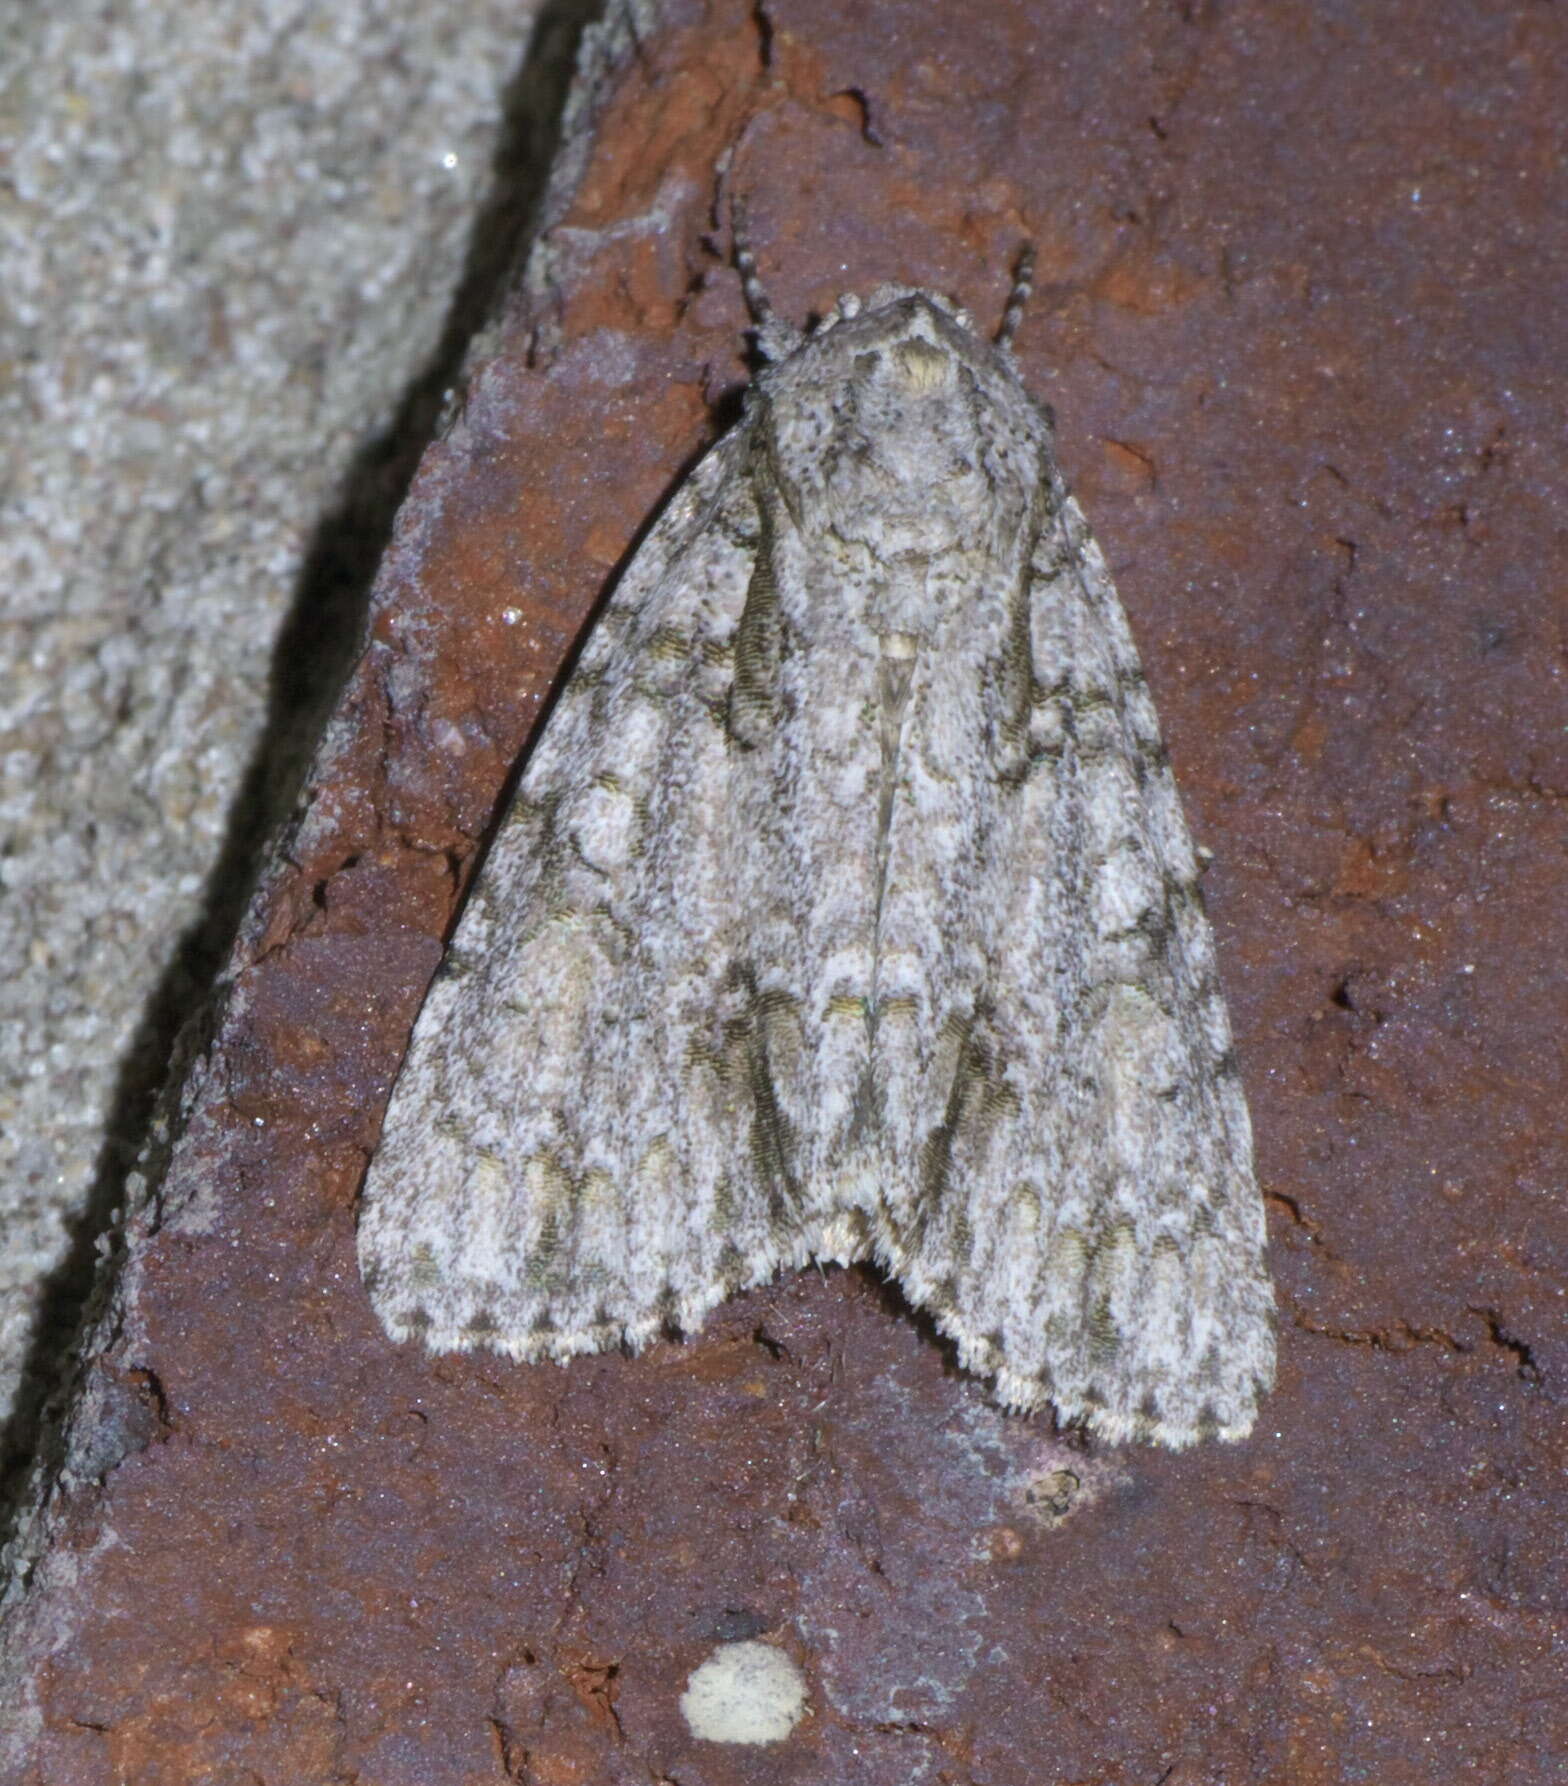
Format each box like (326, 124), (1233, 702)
(358, 250), (1275, 1447)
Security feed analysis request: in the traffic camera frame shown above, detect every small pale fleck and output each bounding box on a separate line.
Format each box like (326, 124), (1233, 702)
(679, 1641), (808, 1746)
(1024, 1465), (1082, 1521)
(500, 607), (523, 625)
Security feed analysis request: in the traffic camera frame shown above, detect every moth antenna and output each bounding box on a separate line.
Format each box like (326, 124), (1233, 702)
(730, 197), (774, 326)
(997, 242), (1036, 347)
(730, 195), (802, 361)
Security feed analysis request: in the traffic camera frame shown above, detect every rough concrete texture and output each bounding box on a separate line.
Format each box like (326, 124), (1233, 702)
(0, 0), (555, 1448)
(4, 0), (1566, 1780)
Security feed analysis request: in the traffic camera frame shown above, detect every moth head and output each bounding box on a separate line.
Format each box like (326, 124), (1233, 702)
(754, 290), (1043, 556)
(834, 294), (982, 406)
(890, 332), (956, 394)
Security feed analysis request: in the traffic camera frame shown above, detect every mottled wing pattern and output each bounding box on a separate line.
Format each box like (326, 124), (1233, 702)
(358, 432), (854, 1357)
(874, 487), (1271, 1444)
(358, 285), (1274, 1446)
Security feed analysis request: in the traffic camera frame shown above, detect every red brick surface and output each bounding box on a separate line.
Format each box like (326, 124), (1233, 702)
(7, 2), (1565, 1780)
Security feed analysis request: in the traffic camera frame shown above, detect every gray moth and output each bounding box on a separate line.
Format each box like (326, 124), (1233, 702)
(357, 257), (1275, 1448)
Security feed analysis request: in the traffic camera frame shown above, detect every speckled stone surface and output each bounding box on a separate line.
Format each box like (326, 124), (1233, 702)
(0, 0), (550, 1446)
(3, 0), (1565, 1780)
